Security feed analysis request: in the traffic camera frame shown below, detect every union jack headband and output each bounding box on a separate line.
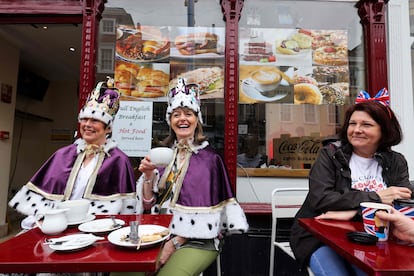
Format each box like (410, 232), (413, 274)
(355, 88), (390, 107)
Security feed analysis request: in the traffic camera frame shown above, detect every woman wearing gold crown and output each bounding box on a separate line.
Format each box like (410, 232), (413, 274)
(9, 78), (137, 229)
(135, 78), (249, 276)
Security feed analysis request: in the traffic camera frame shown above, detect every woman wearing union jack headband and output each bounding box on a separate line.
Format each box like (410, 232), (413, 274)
(290, 88), (414, 276)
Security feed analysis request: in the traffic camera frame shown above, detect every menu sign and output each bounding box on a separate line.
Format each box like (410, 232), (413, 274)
(112, 101), (153, 157)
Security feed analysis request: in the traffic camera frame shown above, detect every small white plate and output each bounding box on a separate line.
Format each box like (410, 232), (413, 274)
(78, 218), (125, 234)
(108, 225), (170, 249)
(67, 214), (96, 226)
(47, 233), (103, 251)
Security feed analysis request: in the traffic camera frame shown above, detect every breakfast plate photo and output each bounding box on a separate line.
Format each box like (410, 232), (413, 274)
(78, 218), (125, 234)
(108, 224), (170, 249)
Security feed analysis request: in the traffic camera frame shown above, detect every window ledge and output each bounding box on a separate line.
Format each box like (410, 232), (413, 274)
(237, 168), (309, 178)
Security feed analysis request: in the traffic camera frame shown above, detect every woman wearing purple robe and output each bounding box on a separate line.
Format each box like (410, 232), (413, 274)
(9, 78), (137, 229)
(136, 78), (249, 276)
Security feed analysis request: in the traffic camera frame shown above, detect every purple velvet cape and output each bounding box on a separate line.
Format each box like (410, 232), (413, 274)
(159, 145), (235, 207)
(29, 144), (136, 197)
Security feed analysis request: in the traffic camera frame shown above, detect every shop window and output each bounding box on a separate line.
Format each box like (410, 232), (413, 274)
(97, 0), (365, 178)
(238, 0), (364, 172)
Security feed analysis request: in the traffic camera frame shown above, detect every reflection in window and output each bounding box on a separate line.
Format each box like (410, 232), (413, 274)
(303, 105), (317, 124)
(101, 18), (116, 34)
(98, 44), (115, 73)
(280, 104), (292, 122)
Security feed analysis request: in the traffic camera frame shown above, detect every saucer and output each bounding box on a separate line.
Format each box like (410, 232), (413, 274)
(67, 214), (95, 226)
(78, 218), (125, 234)
(47, 233), (103, 251)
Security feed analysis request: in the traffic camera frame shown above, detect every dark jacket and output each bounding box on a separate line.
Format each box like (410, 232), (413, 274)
(290, 140), (413, 269)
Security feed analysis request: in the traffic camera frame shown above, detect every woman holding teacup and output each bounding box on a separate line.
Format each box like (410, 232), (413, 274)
(290, 89), (414, 276)
(9, 78), (137, 230)
(136, 78), (248, 276)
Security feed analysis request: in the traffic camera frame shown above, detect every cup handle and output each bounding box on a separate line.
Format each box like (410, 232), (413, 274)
(34, 213), (44, 229)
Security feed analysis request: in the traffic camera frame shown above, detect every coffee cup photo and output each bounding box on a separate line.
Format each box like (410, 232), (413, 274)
(360, 202), (392, 241)
(243, 68), (281, 96)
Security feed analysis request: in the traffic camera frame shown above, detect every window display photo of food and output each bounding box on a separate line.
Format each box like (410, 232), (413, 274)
(169, 26), (225, 59)
(239, 65), (294, 103)
(292, 66), (350, 105)
(311, 30), (348, 66)
(169, 65), (224, 100)
(116, 25), (170, 63)
(114, 60), (170, 101)
(239, 28), (312, 67)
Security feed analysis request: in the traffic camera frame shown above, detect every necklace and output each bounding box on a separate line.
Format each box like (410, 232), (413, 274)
(84, 144), (103, 157)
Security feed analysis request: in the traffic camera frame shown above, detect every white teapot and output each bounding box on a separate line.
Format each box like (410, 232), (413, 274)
(36, 209), (68, 235)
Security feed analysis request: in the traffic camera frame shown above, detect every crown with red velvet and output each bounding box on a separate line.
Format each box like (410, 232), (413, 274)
(165, 77), (203, 125)
(78, 77), (120, 127)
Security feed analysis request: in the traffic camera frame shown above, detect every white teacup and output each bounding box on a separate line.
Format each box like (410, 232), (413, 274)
(149, 147), (174, 168)
(58, 199), (90, 223)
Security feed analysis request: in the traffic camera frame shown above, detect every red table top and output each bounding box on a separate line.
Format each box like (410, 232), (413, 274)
(299, 218), (414, 276)
(0, 214), (172, 273)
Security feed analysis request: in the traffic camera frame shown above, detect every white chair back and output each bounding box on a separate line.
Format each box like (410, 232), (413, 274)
(269, 187), (313, 276)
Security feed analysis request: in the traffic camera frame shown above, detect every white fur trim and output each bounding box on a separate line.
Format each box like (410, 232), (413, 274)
(169, 200), (249, 238)
(8, 186), (56, 216)
(9, 185), (139, 218)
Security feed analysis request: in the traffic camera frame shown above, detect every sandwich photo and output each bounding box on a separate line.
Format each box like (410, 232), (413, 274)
(132, 67), (170, 98)
(169, 67), (224, 95)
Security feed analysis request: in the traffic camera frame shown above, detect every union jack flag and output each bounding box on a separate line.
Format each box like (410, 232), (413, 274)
(362, 206), (389, 241)
(361, 206), (377, 236)
(355, 88), (390, 107)
(394, 206), (414, 219)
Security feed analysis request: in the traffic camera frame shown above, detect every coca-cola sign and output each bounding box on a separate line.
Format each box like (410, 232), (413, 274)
(278, 139), (321, 154)
(273, 136), (322, 169)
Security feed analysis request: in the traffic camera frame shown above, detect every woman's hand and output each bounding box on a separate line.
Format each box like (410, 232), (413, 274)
(156, 236), (187, 270)
(157, 240), (175, 270)
(139, 155), (156, 180)
(376, 187), (412, 205)
(315, 210), (358, 221)
(375, 208), (414, 243)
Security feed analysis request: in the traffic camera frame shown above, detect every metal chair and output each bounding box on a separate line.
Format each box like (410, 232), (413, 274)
(269, 188), (314, 276)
